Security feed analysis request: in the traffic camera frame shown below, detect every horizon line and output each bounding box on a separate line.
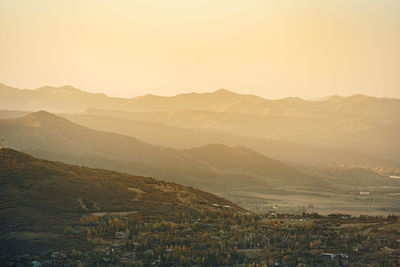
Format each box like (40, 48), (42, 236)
(1, 82), (399, 101)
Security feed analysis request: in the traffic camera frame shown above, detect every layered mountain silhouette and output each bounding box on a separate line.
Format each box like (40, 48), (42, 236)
(81, 108), (400, 166)
(0, 111), (307, 191)
(2, 83), (400, 117)
(1, 83), (399, 166)
(60, 112), (398, 167)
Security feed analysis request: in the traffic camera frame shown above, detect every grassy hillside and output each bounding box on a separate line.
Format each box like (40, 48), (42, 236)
(0, 148), (242, 258)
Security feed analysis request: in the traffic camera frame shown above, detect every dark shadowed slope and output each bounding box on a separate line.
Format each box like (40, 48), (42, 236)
(0, 148), (242, 259)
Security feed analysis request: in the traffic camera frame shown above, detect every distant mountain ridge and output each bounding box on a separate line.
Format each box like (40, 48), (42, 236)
(0, 83), (126, 113)
(1, 83), (399, 117)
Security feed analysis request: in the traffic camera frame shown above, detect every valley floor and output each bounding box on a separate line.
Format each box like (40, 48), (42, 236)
(215, 165), (400, 216)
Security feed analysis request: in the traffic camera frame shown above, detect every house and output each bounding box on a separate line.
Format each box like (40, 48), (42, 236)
(321, 253), (348, 259)
(321, 253), (334, 259)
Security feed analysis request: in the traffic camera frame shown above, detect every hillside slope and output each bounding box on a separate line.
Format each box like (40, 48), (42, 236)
(185, 144), (299, 180)
(0, 111), (204, 169)
(0, 148), (242, 258)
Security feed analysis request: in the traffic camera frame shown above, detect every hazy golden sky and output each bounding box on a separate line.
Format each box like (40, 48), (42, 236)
(1, 0), (399, 99)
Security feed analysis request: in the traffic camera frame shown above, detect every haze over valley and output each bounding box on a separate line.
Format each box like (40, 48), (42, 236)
(1, 83), (399, 217)
(1, 1), (400, 265)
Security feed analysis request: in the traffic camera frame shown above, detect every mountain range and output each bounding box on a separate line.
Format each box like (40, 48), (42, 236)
(60, 110), (398, 167)
(1, 83), (399, 167)
(2, 83), (399, 118)
(79, 108), (399, 163)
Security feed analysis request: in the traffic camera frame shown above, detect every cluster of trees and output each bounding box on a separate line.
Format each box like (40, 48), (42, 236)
(60, 211), (400, 266)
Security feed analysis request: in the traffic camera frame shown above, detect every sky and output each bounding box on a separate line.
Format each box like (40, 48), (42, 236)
(0, 0), (399, 99)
